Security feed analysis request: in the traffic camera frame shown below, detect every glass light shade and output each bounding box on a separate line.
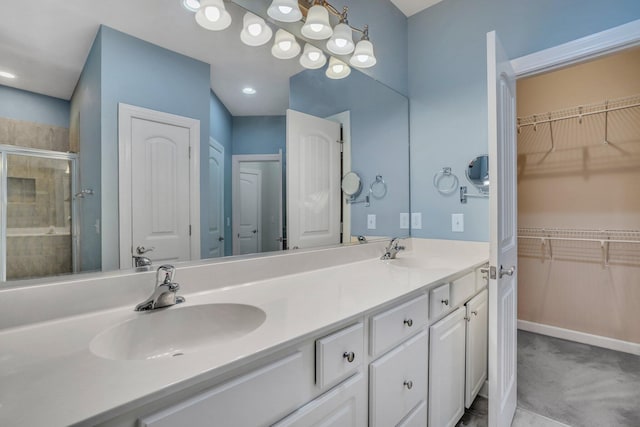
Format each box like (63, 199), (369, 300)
(240, 12), (273, 47)
(195, 0), (231, 31)
(349, 39), (377, 68)
(299, 43), (327, 69)
(326, 57), (351, 79)
(326, 23), (354, 55)
(301, 5), (333, 40)
(267, 0), (302, 23)
(183, 0), (201, 12)
(271, 29), (301, 59)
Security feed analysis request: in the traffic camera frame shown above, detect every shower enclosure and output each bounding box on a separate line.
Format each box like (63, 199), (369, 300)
(0, 145), (78, 281)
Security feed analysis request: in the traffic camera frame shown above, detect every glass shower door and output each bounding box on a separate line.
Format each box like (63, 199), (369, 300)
(4, 153), (74, 280)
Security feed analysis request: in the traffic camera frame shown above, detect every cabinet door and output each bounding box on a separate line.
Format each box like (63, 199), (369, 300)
(369, 330), (428, 427)
(465, 289), (488, 408)
(429, 307), (466, 427)
(273, 373), (366, 427)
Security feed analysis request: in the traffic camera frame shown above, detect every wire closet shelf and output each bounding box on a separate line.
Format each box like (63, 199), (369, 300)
(517, 228), (640, 267)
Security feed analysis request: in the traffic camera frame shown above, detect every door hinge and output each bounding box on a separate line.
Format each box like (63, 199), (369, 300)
(188, 146), (192, 159)
(189, 225), (192, 236)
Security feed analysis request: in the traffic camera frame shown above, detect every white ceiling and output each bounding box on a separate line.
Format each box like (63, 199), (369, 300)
(391, 0), (444, 17)
(0, 0), (305, 116)
(0, 0), (444, 115)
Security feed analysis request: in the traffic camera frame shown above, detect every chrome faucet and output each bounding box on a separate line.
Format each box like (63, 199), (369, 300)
(134, 265), (185, 311)
(132, 246), (153, 271)
(380, 237), (405, 260)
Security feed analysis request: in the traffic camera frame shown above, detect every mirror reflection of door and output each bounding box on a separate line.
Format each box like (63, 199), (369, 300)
(208, 139), (225, 258)
(232, 154), (283, 256)
(286, 109), (341, 249)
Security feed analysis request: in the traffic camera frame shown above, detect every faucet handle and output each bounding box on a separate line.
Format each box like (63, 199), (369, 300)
(136, 246), (154, 255)
(156, 264), (176, 286)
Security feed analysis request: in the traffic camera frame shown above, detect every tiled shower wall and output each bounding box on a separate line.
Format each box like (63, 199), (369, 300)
(0, 116), (72, 280)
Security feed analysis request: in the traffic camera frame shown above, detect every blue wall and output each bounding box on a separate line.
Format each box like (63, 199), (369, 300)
(408, 0), (640, 242)
(0, 85), (70, 128)
(209, 90), (233, 256)
(70, 29), (103, 272)
(232, 116), (286, 155)
(290, 68), (410, 238)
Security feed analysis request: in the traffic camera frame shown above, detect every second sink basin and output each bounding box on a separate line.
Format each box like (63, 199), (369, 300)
(90, 303), (266, 361)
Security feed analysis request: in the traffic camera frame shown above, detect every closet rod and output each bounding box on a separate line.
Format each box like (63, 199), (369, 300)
(518, 101), (640, 128)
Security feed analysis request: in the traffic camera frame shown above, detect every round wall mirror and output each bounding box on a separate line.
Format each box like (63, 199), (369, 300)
(466, 155), (489, 194)
(341, 171), (362, 197)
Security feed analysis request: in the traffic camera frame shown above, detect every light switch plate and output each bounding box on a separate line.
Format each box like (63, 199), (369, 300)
(411, 212), (422, 229)
(400, 213), (410, 229)
(367, 214), (376, 229)
(452, 213), (464, 232)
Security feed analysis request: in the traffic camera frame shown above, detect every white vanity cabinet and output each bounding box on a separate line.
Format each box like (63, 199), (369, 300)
(465, 289), (488, 408)
(428, 307), (467, 427)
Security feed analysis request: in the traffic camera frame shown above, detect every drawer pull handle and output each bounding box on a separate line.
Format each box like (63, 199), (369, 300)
(343, 351), (356, 363)
(404, 318), (413, 327)
(441, 299), (449, 306)
(404, 380), (413, 390)
(472, 310), (478, 316)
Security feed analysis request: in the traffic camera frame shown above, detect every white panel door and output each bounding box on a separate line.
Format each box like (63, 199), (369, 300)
(487, 30), (518, 427)
(465, 288), (488, 408)
(286, 109), (341, 249)
(208, 139), (224, 258)
(237, 169), (261, 255)
(429, 307), (466, 427)
(131, 118), (191, 264)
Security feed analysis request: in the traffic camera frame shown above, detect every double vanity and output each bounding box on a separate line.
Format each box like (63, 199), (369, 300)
(0, 238), (488, 427)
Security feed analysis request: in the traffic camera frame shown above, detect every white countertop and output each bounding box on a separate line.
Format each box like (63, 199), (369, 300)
(0, 238), (488, 426)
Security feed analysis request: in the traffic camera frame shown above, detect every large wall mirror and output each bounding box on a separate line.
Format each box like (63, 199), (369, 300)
(0, 0), (410, 285)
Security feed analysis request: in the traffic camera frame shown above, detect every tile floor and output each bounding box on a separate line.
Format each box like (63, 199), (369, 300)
(456, 330), (640, 427)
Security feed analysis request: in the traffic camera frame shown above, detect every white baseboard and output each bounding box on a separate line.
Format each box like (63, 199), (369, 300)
(518, 320), (640, 356)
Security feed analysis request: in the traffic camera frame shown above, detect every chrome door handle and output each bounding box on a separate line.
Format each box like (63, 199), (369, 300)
(218, 236), (224, 241)
(499, 265), (516, 278)
(252, 229), (258, 234)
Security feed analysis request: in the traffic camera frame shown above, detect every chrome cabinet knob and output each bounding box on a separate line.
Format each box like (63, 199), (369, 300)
(404, 380), (413, 390)
(404, 318), (413, 327)
(343, 351), (355, 363)
(472, 310), (478, 316)
(441, 299), (449, 306)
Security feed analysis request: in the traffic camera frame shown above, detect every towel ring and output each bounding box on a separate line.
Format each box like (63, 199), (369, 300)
(433, 167), (459, 195)
(369, 175), (387, 199)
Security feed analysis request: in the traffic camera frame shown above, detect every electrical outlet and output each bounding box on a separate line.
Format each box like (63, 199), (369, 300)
(411, 212), (422, 229)
(367, 214), (376, 229)
(400, 213), (410, 229)
(452, 213), (464, 232)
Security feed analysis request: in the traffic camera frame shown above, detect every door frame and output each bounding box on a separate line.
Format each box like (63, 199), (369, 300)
(118, 103), (200, 269)
(487, 17), (640, 424)
(231, 153), (283, 255)
(208, 137), (225, 258)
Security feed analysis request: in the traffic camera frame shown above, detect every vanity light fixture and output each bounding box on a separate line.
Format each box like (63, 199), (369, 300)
(272, 29), (301, 59)
(325, 56), (350, 79)
(240, 12), (273, 46)
(182, 0), (200, 12)
(0, 71), (16, 79)
(349, 26), (376, 68)
(242, 87), (257, 95)
(299, 43), (327, 69)
(301, 1), (333, 40)
(195, 0), (231, 31)
(326, 8), (354, 55)
(267, 0), (302, 23)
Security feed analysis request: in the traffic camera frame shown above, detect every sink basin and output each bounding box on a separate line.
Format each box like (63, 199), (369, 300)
(90, 303), (266, 361)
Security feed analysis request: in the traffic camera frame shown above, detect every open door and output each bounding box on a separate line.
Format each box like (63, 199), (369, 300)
(286, 109), (341, 249)
(487, 31), (518, 427)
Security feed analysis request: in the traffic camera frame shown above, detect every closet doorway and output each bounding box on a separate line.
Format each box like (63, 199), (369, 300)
(514, 44), (640, 426)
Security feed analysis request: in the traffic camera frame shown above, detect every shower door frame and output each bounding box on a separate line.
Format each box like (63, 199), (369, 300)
(0, 144), (79, 282)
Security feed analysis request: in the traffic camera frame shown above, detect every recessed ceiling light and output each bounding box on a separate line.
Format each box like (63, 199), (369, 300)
(242, 87), (257, 95)
(182, 0), (200, 12)
(0, 71), (16, 79)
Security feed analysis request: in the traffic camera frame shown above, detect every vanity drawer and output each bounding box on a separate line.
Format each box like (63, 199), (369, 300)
(450, 271), (476, 307)
(430, 282), (452, 320)
(369, 294), (428, 357)
(139, 352), (307, 427)
(316, 322), (364, 389)
(369, 330), (428, 427)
